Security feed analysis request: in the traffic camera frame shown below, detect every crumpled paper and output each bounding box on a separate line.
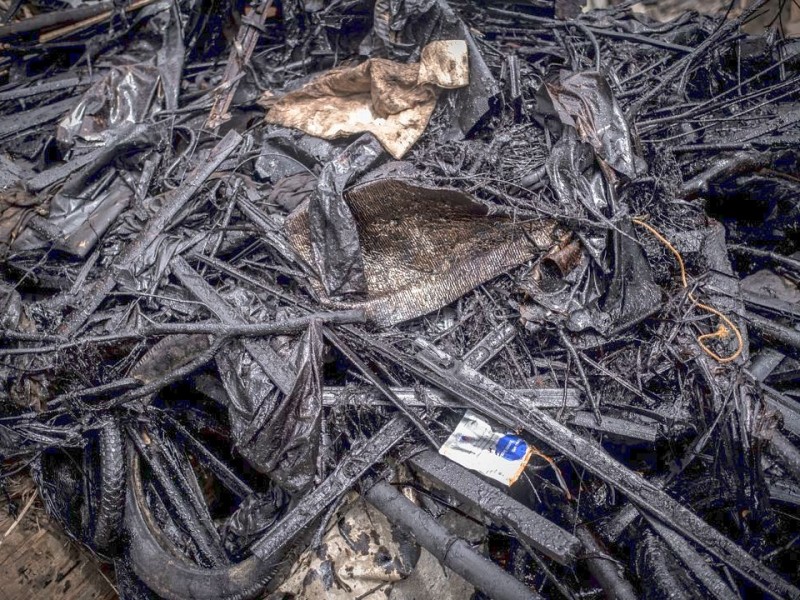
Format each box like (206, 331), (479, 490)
(263, 40), (469, 159)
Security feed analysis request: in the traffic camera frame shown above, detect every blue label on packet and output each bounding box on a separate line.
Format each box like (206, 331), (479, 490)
(495, 435), (528, 461)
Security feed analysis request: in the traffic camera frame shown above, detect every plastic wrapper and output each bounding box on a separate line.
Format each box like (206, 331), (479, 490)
(217, 321), (324, 494)
(439, 410), (533, 486)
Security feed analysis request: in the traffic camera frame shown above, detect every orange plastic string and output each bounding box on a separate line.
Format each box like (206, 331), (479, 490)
(632, 217), (743, 364)
(530, 446), (572, 500)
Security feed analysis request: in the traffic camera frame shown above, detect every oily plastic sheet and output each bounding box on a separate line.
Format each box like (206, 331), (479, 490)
(129, 334), (211, 385)
(115, 233), (199, 294)
(56, 3), (183, 147)
(215, 347), (278, 463)
(286, 178), (555, 326)
(538, 66), (659, 335)
(362, 0), (439, 61)
(533, 223), (661, 339)
(307, 135), (384, 299)
(264, 40), (469, 159)
(10, 162), (143, 255)
(220, 487), (289, 559)
(523, 253), (608, 336)
(0, 283), (22, 329)
(542, 71), (645, 178)
(217, 321), (323, 494)
(56, 63), (162, 146)
(254, 141), (310, 184)
(51, 182), (132, 258)
(742, 269), (800, 306)
(267, 172), (317, 213)
(541, 146), (659, 334)
(546, 130), (609, 218)
(267, 320), (323, 492)
(590, 9), (714, 45)
(602, 220), (662, 329)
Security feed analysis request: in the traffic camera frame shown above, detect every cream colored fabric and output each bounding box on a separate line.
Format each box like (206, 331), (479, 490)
(264, 40), (469, 159)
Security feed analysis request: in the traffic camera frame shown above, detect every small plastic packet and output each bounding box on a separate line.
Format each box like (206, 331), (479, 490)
(439, 410), (533, 486)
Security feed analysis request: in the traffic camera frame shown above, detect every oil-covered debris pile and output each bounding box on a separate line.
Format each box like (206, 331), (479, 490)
(1, 0), (800, 599)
